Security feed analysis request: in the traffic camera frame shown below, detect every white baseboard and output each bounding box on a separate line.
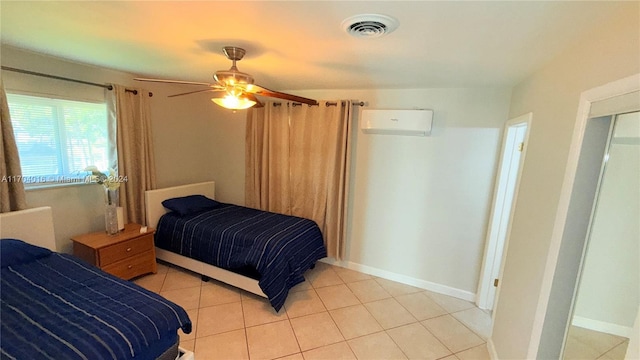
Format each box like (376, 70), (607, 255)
(572, 316), (632, 338)
(320, 258), (476, 302)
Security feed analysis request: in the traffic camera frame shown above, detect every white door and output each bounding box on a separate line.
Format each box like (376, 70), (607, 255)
(476, 113), (531, 310)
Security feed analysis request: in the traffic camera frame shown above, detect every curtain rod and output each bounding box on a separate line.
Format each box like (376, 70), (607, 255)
(1, 66), (152, 97)
(273, 100), (366, 107)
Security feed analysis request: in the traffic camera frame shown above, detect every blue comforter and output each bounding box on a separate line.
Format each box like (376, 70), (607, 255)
(0, 240), (191, 360)
(155, 203), (327, 311)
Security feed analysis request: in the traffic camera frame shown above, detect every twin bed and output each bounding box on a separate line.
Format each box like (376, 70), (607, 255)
(145, 181), (327, 311)
(0, 207), (192, 360)
(0, 181), (325, 358)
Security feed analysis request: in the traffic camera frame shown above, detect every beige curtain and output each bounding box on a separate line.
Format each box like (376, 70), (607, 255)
(0, 77), (27, 213)
(108, 85), (156, 225)
(246, 101), (352, 259)
(245, 102), (291, 212)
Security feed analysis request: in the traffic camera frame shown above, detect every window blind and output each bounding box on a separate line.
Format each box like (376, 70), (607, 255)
(6, 93), (109, 184)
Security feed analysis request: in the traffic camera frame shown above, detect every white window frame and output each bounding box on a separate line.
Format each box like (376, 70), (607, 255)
(6, 91), (115, 189)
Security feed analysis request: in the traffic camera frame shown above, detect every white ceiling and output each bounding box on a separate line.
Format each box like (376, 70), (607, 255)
(0, 1), (632, 91)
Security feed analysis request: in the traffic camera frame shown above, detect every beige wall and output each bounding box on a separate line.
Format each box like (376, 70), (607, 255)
(149, 86), (245, 203)
(207, 87), (512, 297)
(492, 4), (640, 358)
(10, 9), (637, 354)
(2, 45), (512, 297)
(1, 45), (236, 252)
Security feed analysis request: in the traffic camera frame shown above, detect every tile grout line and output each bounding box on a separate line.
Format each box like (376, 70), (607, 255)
(303, 266), (360, 359)
(423, 313), (490, 356)
(318, 269), (417, 360)
(384, 288), (491, 357)
(378, 297), (451, 359)
(304, 266), (455, 359)
(448, 308), (491, 342)
(309, 271), (348, 353)
(353, 288), (412, 359)
(188, 281), (203, 353)
(285, 300), (304, 360)
(284, 300), (308, 360)
(382, 292), (455, 357)
(421, 290), (492, 346)
(314, 269), (360, 359)
(238, 295), (253, 360)
(161, 261), (493, 359)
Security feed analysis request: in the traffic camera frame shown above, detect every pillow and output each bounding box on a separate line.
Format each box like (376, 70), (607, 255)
(1, 239), (52, 268)
(162, 195), (220, 216)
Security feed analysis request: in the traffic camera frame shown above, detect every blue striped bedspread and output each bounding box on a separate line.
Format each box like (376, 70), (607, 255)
(155, 203), (327, 311)
(0, 248), (191, 360)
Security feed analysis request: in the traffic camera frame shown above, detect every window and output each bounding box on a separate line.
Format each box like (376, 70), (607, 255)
(6, 93), (112, 187)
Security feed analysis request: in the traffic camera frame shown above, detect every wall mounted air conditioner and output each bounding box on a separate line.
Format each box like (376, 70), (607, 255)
(360, 109), (433, 136)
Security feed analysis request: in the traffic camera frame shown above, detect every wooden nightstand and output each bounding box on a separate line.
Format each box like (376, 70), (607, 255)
(71, 223), (157, 280)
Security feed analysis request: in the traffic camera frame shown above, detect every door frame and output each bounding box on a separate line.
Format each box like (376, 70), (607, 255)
(529, 73), (640, 358)
(476, 112), (532, 310)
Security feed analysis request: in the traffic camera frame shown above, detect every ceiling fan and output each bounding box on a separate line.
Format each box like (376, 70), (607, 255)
(134, 46), (318, 110)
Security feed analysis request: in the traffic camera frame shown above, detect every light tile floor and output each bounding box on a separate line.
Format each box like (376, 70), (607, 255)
(563, 326), (629, 360)
(133, 261), (493, 360)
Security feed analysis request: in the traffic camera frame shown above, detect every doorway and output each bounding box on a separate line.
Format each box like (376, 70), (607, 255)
(476, 113), (531, 311)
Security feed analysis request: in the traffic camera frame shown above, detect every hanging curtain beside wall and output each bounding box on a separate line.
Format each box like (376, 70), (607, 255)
(245, 102), (291, 212)
(246, 101), (353, 260)
(108, 84), (156, 225)
(0, 77), (27, 212)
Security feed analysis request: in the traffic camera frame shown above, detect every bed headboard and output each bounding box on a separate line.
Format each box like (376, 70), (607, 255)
(0, 206), (57, 251)
(145, 181), (216, 229)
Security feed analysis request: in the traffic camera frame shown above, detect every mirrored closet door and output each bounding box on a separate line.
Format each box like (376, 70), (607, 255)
(563, 111), (639, 360)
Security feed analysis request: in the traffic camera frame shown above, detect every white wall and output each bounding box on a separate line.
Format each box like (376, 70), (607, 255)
(1, 45), (236, 252)
(492, 4), (640, 358)
(573, 112), (639, 335)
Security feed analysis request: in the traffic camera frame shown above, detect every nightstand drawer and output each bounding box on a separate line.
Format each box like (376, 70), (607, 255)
(71, 224), (157, 281)
(99, 234), (153, 266)
(102, 250), (156, 280)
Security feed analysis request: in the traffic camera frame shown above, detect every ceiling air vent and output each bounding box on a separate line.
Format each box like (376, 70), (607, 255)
(342, 14), (399, 38)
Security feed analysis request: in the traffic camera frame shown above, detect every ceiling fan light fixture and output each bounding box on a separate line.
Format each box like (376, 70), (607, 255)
(211, 93), (256, 110)
(341, 14), (399, 38)
(135, 46), (318, 107)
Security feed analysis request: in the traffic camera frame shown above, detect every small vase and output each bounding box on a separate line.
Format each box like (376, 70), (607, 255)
(104, 188), (119, 235)
(105, 204), (119, 235)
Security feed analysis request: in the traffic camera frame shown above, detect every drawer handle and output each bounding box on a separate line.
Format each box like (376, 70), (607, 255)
(126, 248), (132, 252)
(128, 265), (133, 269)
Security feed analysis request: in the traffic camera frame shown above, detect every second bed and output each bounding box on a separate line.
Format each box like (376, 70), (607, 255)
(146, 182), (326, 311)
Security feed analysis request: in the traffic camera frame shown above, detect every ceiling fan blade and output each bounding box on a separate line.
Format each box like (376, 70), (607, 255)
(134, 77), (213, 86)
(244, 93), (264, 108)
(242, 84), (318, 106)
(168, 88), (222, 98)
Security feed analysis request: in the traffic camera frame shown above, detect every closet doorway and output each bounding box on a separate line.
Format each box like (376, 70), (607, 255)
(562, 110), (639, 359)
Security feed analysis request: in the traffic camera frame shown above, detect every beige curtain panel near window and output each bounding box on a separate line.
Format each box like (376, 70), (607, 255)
(246, 101), (353, 260)
(0, 77), (27, 213)
(108, 84), (156, 225)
